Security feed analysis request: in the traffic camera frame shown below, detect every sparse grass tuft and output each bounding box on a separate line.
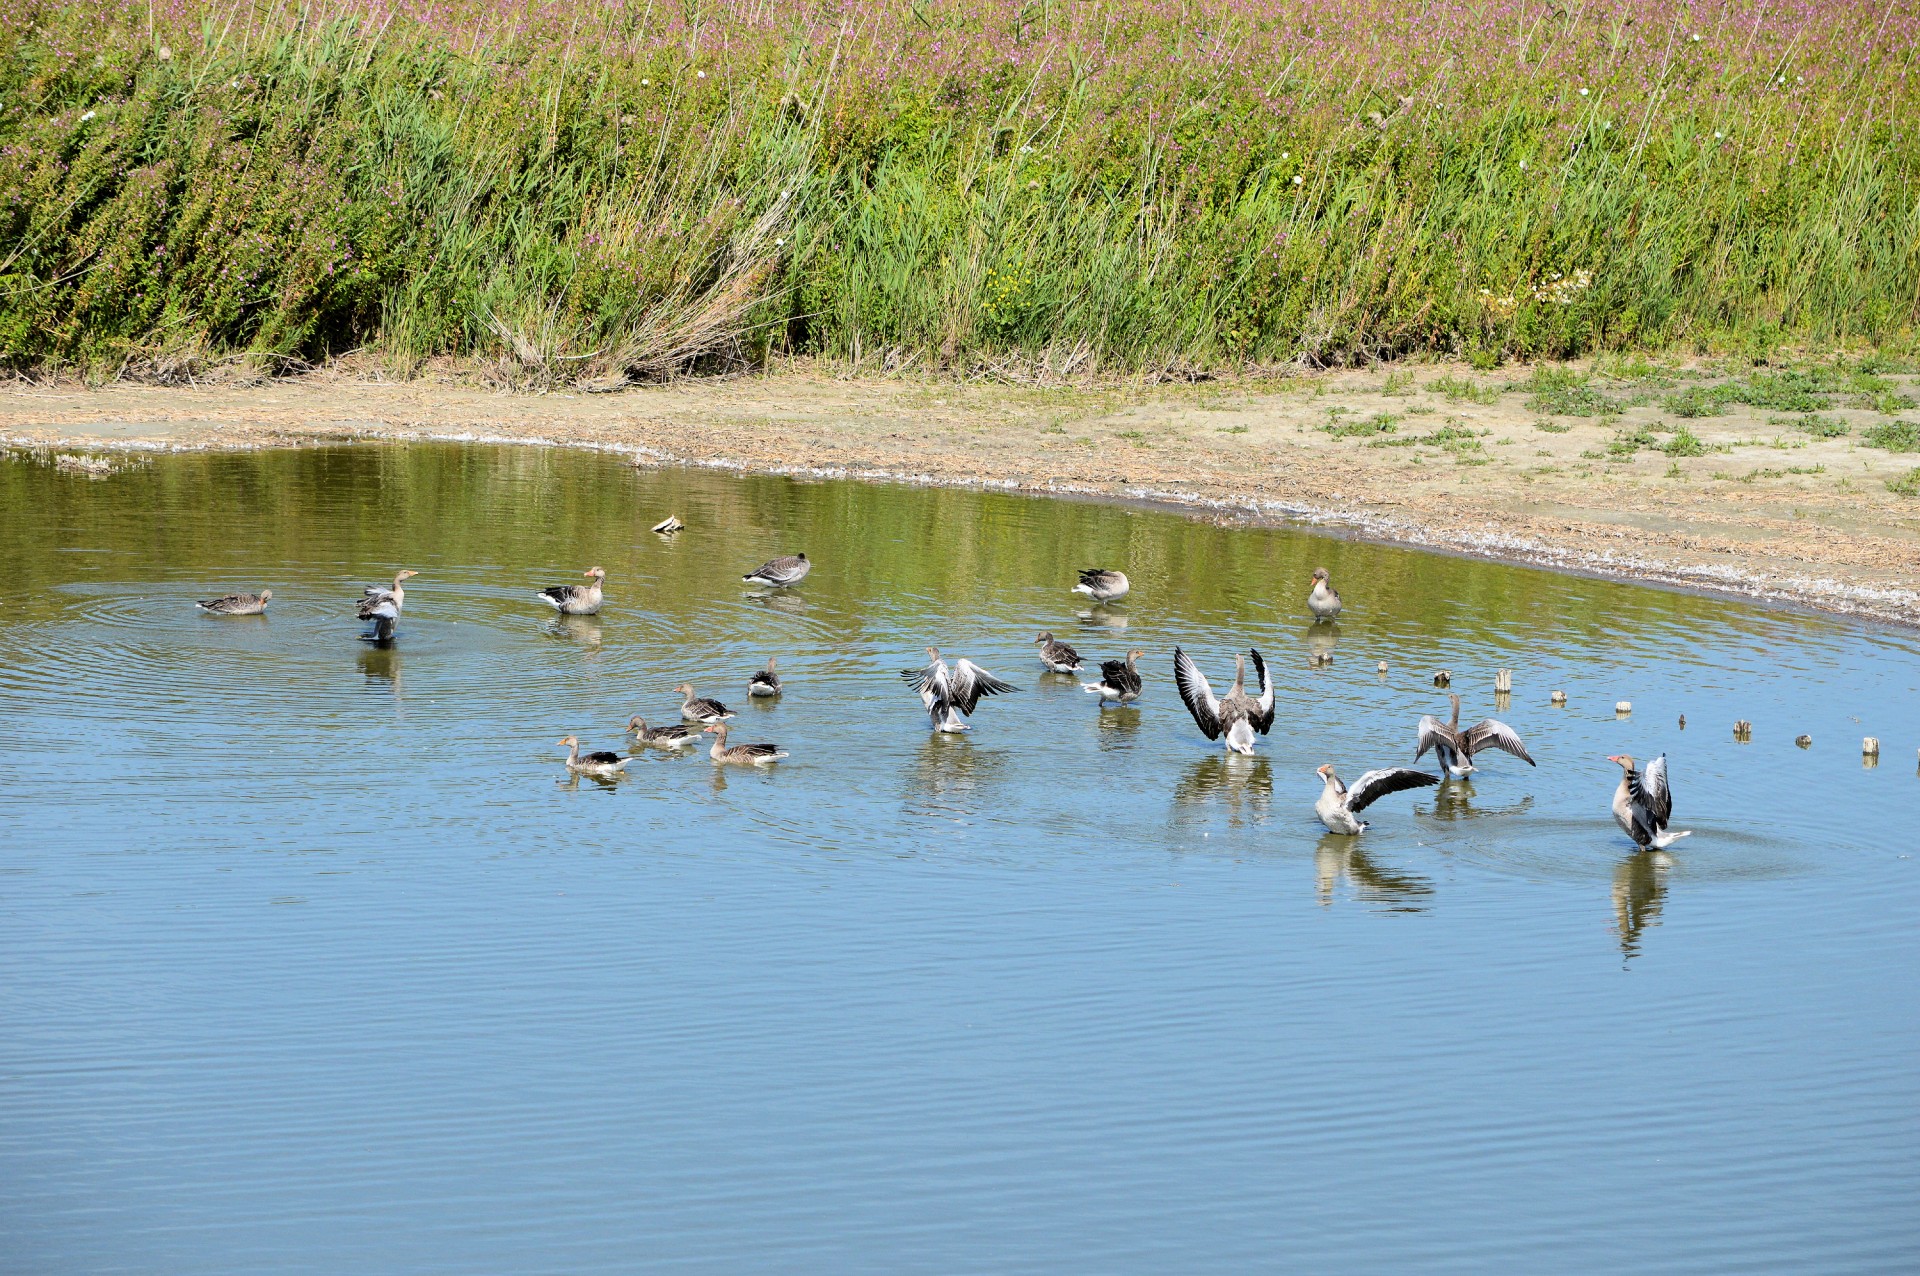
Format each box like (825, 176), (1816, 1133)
(1663, 426), (1708, 457)
(1889, 468), (1920, 496)
(1525, 367), (1621, 417)
(1861, 420), (1920, 453)
(1429, 374), (1501, 406)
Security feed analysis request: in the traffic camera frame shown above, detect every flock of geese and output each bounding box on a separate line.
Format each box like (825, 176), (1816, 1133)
(195, 554), (1687, 850)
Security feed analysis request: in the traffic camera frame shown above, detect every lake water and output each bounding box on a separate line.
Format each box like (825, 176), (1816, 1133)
(2, 443), (1917, 1273)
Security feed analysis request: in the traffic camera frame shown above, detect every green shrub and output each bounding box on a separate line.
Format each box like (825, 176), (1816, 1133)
(1861, 420), (1920, 452)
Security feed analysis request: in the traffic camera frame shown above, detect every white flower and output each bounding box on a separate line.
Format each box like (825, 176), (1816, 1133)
(1578, 87), (1589, 96)
(641, 79), (650, 86)
(80, 109), (95, 121)
(1281, 150), (1289, 159)
(696, 71), (706, 79)
(230, 79), (240, 89)
(1603, 120), (1613, 130)
(1519, 159), (1528, 169)
(1690, 33), (1701, 42)
(774, 238), (785, 247)
(1292, 174), (1303, 185)
(1713, 131), (1723, 139)
(157, 46), (172, 60)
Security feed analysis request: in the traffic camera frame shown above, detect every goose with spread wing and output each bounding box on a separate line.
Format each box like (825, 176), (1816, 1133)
(743, 553), (810, 588)
(1072, 568), (1130, 603)
(1609, 754), (1690, 849)
(1083, 650), (1144, 706)
(1415, 693), (1535, 778)
(197, 589), (272, 615)
(357, 569), (417, 641)
(704, 723), (788, 765)
(901, 647), (1018, 733)
(1035, 632), (1083, 674)
(1315, 763), (1439, 834)
(558, 735), (630, 776)
(537, 566), (605, 616)
(1173, 647), (1276, 754)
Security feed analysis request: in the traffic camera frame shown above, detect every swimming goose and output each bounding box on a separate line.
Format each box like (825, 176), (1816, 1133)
(1415, 693), (1536, 778)
(703, 723), (788, 765)
(748, 657), (782, 697)
(1035, 631), (1083, 673)
(674, 683), (734, 723)
(1072, 568), (1130, 602)
(1307, 568), (1342, 621)
(196, 589), (272, 615)
(1609, 754), (1690, 850)
(1315, 763), (1439, 834)
(1083, 649), (1145, 705)
(558, 735), (630, 776)
(537, 566), (605, 616)
(743, 553), (810, 587)
(1173, 647), (1277, 754)
(357, 569), (418, 641)
(627, 715), (698, 749)
(902, 647), (1018, 733)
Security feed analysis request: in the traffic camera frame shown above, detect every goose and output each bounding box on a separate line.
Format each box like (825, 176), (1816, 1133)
(902, 647), (1018, 733)
(1035, 631), (1083, 674)
(196, 589), (272, 615)
(748, 657), (782, 697)
(1173, 647), (1276, 754)
(627, 715), (699, 749)
(1609, 754), (1690, 850)
(1307, 568), (1342, 621)
(743, 553), (810, 587)
(1083, 650), (1145, 705)
(357, 569), (418, 641)
(1314, 763), (1439, 834)
(703, 723), (788, 765)
(1415, 693), (1536, 778)
(536, 566), (605, 616)
(558, 735), (630, 776)
(674, 683), (734, 723)
(1072, 568), (1130, 602)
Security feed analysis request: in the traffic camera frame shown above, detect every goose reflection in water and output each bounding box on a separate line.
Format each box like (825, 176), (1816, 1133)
(1417, 782), (1535, 822)
(1075, 606), (1128, 631)
(544, 614), (603, 653)
(559, 770), (624, 794)
(748, 589), (808, 615)
(1314, 835), (1434, 912)
(1303, 621), (1339, 662)
(1612, 849), (1672, 962)
(1170, 753), (1273, 830)
(357, 643), (401, 691)
(1093, 704), (1142, 749)
(904, 732), (1010, 821)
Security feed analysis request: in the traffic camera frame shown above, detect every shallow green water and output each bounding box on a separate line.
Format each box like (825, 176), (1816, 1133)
(2, 443), (1917, 1272)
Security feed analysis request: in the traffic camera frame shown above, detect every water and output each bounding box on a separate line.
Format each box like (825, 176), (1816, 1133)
(2, 443), (1917, 1273)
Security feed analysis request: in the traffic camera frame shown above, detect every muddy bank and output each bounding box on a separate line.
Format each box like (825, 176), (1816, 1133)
(4, 362), (1918, 627)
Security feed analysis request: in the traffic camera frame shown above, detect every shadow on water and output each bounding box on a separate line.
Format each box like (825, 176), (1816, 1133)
(1314, 833), (1435, 912)
(905, 731), (1011, 823)
(1170, 753), (1274, 830)
(356, 642), (400, 690)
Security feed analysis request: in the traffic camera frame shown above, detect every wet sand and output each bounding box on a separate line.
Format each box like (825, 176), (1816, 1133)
(4, 361), (1917, 626)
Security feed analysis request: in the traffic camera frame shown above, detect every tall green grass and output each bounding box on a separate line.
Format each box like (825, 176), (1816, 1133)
(1, 2), (1915, 384)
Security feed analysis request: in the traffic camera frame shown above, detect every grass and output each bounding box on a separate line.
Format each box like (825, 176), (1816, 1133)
(1323, 411), (1401, 438)
(1429, 374), (1502, 406)
(1525, 368), (1622, 417)
(1771, 414), (1850, 438)
(1531, 419), (1572, 434)
(1889, 468), (1920, 496)
(1662, 426), (1709, 457)
(0, 2), (1916, 383)
(1862, 420), (1920, 452)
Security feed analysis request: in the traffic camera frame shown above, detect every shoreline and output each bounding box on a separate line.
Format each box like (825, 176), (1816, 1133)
(4, 364), (1918, 629)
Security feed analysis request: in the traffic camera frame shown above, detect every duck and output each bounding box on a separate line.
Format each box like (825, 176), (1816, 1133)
(1082, 650), (1145, 705)
(748, 657), (782, 697)
(196, 589), (272, 615)
(536, 566), (605, 615)
(1035, 631), (1083, 673)
(1307, 568), (1342, 621)
(626, 715), (699, 749)
(1414, 693), (1536, 778)
(743, 553), (810, 587)
(1609, 754), (1690, 850)
(1072, 568), (1130, 602)
(558, 735), (630, 776)
(1314, 763), (1439, 834)
(674, 683), (734, 723)
(1173, 647), (1276, 754)
(902, 646), (1018, 733)
(356, 569), (418, 641)
(703, 722), (788, 765)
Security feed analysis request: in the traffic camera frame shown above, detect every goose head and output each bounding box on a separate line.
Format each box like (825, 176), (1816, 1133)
(1034, 632), (1054, 644)
(673, 683), (695, 697)
(395, 569), (419, 582)
(583, 566), (605, 581)
(259, 589), (273, 602)
(1310, 567), (1331, 587)
(703, 723), (729, 740)
(1607, 754), (1636, 772)
(626, 715), (646, 731)
(1127, 648), (1144, 665)
(557, 735), (578, 749)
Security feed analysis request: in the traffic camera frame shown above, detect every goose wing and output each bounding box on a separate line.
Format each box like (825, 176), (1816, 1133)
(950, 659), (1017, 715)
(1627, 754), (1673, 829)
(1078, 568), (1117, 589)
(1414, 715), (1456, 762)
(735, 742), (784, 760)
(540, 584), (582, 606)
(362, 597), (399, 622)
(1466, 719), (1535, 765)
(583, 750), (626, 766)
(1100, 658), (1141, 695)
(1247, 648), (1276, 733)
(1173, 647), (1223, 739)
(1346, 767), (1440, 813)
(746, 555), (808, 584)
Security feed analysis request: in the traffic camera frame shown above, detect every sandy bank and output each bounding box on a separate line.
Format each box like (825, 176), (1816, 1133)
(4, 362), (1918, 627)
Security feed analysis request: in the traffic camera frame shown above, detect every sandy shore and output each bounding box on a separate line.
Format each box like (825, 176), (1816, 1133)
(5, 361), (1918, 627)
